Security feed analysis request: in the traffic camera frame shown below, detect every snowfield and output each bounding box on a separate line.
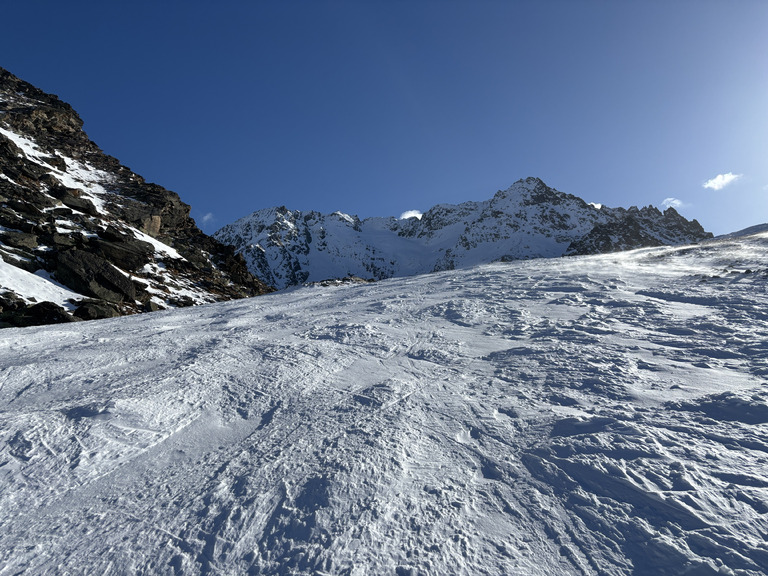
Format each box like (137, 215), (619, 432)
(1, 232), (767, 575)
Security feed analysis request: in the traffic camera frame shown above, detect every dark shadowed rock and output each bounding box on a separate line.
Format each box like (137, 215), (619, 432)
(0, 300), (76, 328)
(73, 300), (122, 321)
(0, 231), (38, 250)
(567, 207), (712, 256)
(91, 237), (154, 271)
(0, 66), (272, 327)
(567, 216), (662, 254)
(55, 249), (137, 303)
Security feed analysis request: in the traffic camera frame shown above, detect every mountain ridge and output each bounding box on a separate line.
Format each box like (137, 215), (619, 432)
(215, 177), (712, 289)
(0, 66), (271, 327)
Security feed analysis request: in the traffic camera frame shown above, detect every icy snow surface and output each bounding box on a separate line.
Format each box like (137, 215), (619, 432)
(1, 233), (768, 575)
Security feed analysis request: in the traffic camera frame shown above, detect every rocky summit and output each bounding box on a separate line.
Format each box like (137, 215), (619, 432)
(215, 177), (713, 289)
(0, 67), (271, 328)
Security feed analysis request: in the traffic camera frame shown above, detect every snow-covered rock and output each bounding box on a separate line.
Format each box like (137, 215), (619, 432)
(1, 231), (767, 575)
(215, 177), (712, 289)
(0, 67), (270, 327)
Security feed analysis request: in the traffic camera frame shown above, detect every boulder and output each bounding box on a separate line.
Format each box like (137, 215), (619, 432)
(0, 301), (75, 327)
(55, 249), (136, 303)
(91, 237), (154, 271)
(0, 231), (38, 250)
(60, 194), (99, 217)
(100, 225), (129, 242)
(74, 300), (122, 320)
(50, 231), (78, 249)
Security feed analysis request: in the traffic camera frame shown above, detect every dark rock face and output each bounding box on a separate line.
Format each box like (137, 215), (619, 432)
(55, 250), (137, 303)
(566, 206), (711, 256)
(73, 300), (121, 321)
(0, 66), (272, 327)
(0, 291), (74, 328)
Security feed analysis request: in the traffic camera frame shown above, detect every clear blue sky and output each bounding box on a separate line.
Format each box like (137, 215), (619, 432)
(2, 1), (766, 235)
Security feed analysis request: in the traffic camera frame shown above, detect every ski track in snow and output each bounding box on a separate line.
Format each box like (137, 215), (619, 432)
(1, 235), (767, 575)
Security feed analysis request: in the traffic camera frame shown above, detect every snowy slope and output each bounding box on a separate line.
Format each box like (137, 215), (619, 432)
(215, 177), (712, 289)
(720, 223), (768, 239)
(1, 232), (767, 575)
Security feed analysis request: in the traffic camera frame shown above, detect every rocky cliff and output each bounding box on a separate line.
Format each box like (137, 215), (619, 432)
(0, 67), (271, 328)
(215, 177), (713, 289)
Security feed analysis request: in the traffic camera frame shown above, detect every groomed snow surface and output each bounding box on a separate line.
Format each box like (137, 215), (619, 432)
(1, 233), (767, 575)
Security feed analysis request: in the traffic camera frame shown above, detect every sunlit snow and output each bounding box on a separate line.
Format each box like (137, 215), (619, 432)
(1, 233), (767, 575)
(128, 226), (185, 260)
(0, 258), (84, 307)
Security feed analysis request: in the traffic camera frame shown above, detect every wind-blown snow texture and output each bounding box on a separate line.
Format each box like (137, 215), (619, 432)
(1, 232), (767, 575)
(215, 177), (712, 289)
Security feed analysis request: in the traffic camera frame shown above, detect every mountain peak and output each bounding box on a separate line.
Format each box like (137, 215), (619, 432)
(215, 180), (713, 289)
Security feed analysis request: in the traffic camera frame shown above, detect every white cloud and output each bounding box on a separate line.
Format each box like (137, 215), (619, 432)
(703, 172), (741, 191)
(201, 212), (215, 225)
(399, 210), (423, 220)
(662, 197), (684, 209)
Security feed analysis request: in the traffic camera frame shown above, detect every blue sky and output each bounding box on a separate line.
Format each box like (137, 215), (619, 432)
(2, 1), (766, 235)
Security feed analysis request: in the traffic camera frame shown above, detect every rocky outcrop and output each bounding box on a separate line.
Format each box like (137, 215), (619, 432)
(215, 177), (713, 289)
(0, 66), (271, 328)
(54, 250), (137, 303)
(566, 206), (710, 255)
(0, 294), (75, 328)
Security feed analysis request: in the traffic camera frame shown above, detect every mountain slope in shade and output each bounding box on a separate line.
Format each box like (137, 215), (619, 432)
(0, 67), (271, 327)
(1, 231), (767, 575)
(215, 177), (712, 289)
